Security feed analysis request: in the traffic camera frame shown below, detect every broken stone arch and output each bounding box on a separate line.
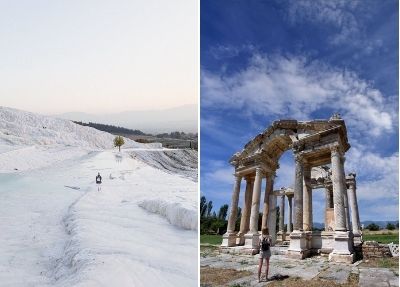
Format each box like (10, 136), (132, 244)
(221, 115), (361, 264)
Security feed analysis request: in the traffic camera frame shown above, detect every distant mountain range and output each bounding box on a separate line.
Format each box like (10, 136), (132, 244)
(57, 104), (197, 133)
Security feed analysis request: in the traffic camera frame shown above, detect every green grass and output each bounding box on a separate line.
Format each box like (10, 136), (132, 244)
(200, 233), (399, 245)
(201, 234), (223, 245)
(363, 233), (399, 244)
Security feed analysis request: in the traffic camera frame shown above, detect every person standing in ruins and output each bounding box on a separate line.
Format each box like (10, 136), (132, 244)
(258, 228), (272, 282)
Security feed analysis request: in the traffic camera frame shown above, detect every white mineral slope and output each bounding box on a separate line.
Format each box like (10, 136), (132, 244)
(0, 107), (198, 286)
(0, 106), (161, 173)
(53, 151), (197, 287)
(0, 151), (197, 286)
(130, 149), (198, 181)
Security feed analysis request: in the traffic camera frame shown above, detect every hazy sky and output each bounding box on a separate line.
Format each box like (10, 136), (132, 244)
(0, 0), (198, 114)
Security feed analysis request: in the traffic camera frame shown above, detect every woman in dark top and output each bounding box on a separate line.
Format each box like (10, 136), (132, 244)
(258, 228), (272, 282)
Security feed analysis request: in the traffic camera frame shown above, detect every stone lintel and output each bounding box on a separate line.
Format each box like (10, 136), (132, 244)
(235, 163), (270, 177)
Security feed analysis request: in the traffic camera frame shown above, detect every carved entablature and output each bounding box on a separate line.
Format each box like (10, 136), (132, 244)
(230, 116), (351, 175)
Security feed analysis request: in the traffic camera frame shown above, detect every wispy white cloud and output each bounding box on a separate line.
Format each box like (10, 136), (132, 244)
(202, 51), (398, 220)
(286, 0), (363, 45)
(346, 145), (399, 201)
(201, 53), (395, 137)
(202, 160), (234, 185)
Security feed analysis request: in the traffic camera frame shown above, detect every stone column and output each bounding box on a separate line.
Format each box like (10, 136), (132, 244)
(343, 178), (352, 232)
(287, 195), (293, 233)
(268, 191), (277, 244)
(287, 154), (308, 259)
(277, 194), (286, 242)
(329, 145), (354, 263)
(261, 174), (274, 231)
(331, 147), (346, 232)
(324, 186), (334, 231)
(237, 177), (254, 245)
(303, 164), (312, 231)
(325, 186), (334, 209)
(244, 167), (263, 252)
(249, 168), (263, 233)
(221, 174), (242, 247)
(347, 174), (361, 243)
(293, 154), (304, 231)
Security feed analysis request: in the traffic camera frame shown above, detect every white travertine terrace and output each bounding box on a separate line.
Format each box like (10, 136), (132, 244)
(221, 114), (361, 264)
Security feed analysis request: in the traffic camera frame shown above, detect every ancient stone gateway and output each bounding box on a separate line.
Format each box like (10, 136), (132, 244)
(221, 115), (362, 264)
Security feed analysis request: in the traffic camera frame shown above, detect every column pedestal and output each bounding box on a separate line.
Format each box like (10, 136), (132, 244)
(353, 231), (363, 245)
(221, 232), (237, 247)
(276, 231), (286, 243)
(329, 231), (355, 263)
(243, 233), (261, 254)
(286, 231), (309, 259)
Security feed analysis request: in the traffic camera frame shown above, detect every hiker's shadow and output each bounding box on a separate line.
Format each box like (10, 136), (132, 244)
(267, 274), (289, 282)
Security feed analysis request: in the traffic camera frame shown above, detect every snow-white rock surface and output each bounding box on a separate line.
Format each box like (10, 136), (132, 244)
(0, 106), (146, 149)
(0, 107), (198, 286)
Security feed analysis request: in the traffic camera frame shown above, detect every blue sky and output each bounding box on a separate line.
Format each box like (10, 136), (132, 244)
(201, 0), (399, 222)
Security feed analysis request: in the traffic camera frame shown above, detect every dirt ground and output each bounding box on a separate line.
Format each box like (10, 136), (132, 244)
(200, 267), (252, 286)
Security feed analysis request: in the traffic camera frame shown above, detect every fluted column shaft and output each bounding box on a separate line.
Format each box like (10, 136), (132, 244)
(293, 155), (304, 231)
(342, 178), (352, 231)
(249, 168), (263, 234)
(348, 181), (361, 233)
(227, 175), (242, 233)
(261, 175), (274, 230)
(303, 164), (312, 231)
(325, 186), (333, 209)
(287, 195), (293, 233)
(268, 192), (277, 243)
(239, 177), (254, 234)
(279, 194), (285, 232)
(331, 146), (347, 231)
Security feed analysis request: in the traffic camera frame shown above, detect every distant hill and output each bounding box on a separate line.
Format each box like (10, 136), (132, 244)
(73, 121), (147, 136)
(360, 220), (399, 229)
(58, 104), (197, 133)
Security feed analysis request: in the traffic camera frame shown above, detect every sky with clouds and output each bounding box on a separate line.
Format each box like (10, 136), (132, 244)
(201, 0), (399, 223)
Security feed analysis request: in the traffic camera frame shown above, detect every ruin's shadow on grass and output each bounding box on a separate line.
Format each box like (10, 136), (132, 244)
(269, 274), (290, 281)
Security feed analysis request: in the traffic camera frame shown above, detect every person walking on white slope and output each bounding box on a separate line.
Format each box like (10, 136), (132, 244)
(96, 172), (102, 191)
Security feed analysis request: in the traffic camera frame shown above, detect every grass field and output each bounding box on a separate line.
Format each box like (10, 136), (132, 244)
(362, 233), (398, 244)
(200, 233), (399, 245)
(200, 234), (223, 245)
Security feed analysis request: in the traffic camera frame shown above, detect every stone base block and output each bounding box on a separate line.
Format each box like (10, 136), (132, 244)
(286, 249), (310, 259)
(353, 232), (363, 245)
(333, 231), (353, 254)
(244, 232), (260, 250)
(329, 252), (355, 264)
(286, 230), (309, 259)
(221, 232), (237, 247)
(236, 232), (245, 246)
(276, 231), (286, 243)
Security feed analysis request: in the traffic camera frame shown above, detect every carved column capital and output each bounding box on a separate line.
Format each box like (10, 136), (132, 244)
(255, 167), (263, 177)
(330, 144), (343, 157)
(294, 153), (303, 163)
